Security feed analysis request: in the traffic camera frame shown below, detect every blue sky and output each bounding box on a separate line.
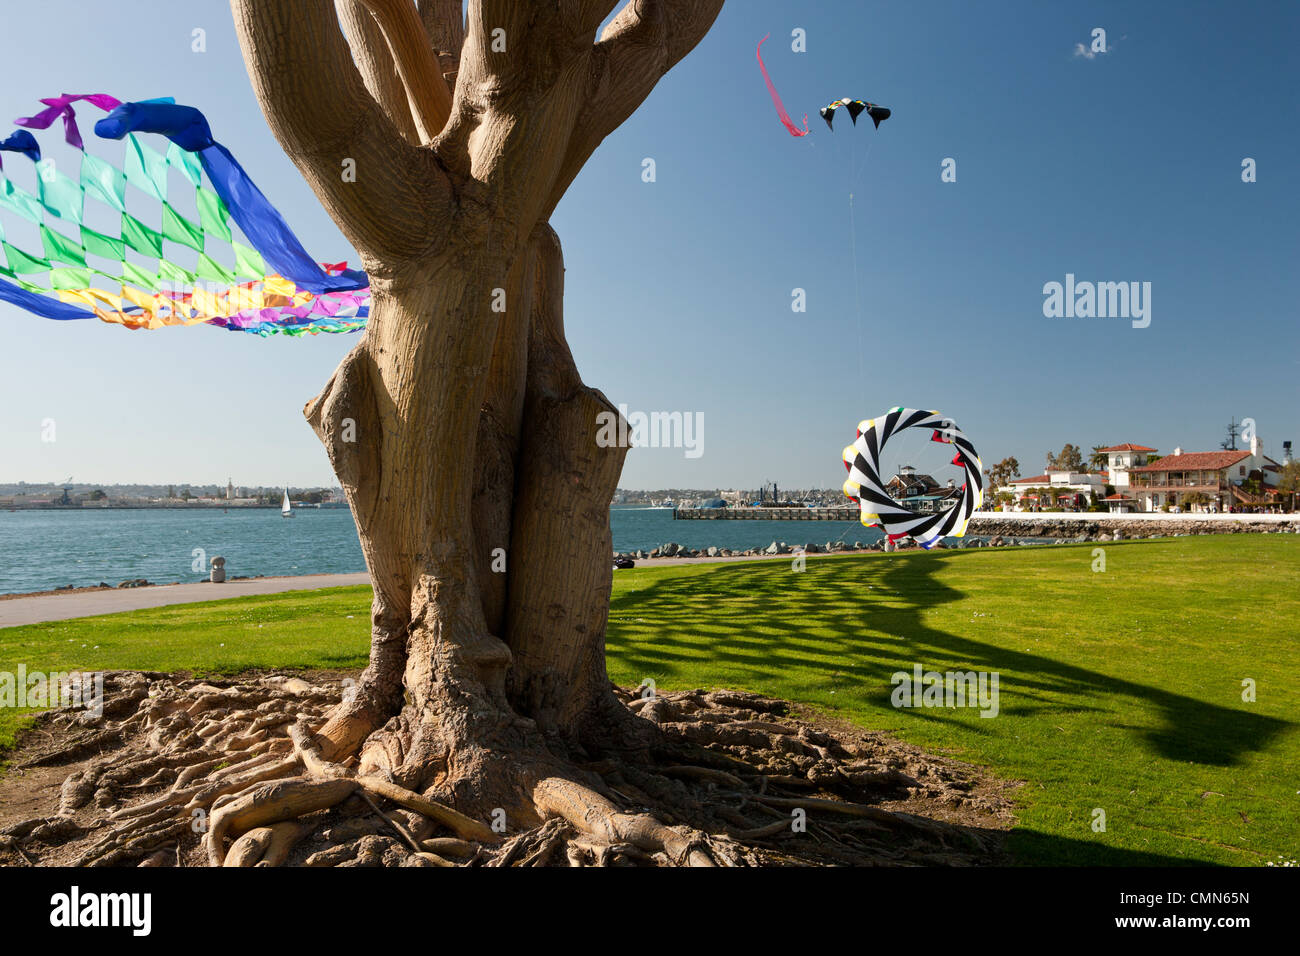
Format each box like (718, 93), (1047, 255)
(1, 0), (1296, 490)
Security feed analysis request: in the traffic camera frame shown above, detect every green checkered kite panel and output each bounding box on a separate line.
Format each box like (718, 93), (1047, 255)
(0, 133), (268, 297)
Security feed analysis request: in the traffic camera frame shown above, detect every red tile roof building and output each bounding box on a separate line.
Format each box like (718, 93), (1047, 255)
(1102, 443), (1158, 492)
(1098, 443), (1158, 453)
(1129, 450), (1249, 472)
(1123, 438), (1282, 512)
(1004, 439), (1289, 513)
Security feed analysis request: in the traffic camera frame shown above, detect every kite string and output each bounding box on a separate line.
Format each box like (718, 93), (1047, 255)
(846, 128), (880, 404)
(854, 134), (877, 182)
(849, 189), (865, 403)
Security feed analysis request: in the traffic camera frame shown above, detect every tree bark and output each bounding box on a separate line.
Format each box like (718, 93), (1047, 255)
(504, 224), (630, 741)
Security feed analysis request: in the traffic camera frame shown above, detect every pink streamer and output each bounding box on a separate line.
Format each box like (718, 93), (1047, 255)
(756, 35), (809, 137)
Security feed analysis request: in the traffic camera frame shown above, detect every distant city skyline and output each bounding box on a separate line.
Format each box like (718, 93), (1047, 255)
(3, 413), (1293, 492)
(2, 1), (1296, 489)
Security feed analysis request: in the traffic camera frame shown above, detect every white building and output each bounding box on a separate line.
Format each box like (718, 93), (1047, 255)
(1102, 493), (1139, 513)
(1007, 469), (1108, 509)
(1098, 443), (1158, 489)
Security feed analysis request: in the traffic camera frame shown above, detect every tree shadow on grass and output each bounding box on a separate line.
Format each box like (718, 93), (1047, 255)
(609, 552), (1290, 769)
(609, 553), (1277, 865)
(1005, 829), (1212, 866)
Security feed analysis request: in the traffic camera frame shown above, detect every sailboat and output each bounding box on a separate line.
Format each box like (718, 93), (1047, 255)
(281, 488), (294, 518)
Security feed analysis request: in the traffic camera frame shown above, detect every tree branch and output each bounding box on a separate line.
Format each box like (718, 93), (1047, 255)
(542, 0), (725, 217)
(357, 0), (454, 142)
(231, 0), (388, 161)
(230, 0), (453, 262)
(418, 0), (467, 74)
(467, 0), (616, 82)
(432, 1), (611, 218)
(336, 0), (421, 144)
(561, 1), (625, 37)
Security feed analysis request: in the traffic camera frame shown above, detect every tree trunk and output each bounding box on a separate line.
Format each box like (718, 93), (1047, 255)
(303, 216), (633, 808)
(224, 0), (725, 836)
(504, 224), (631, 743)
(305, 243), (518, 771)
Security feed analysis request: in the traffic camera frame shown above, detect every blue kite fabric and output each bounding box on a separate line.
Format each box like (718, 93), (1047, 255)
(0, 93), (370, 335)
(842, 408), (984, 549)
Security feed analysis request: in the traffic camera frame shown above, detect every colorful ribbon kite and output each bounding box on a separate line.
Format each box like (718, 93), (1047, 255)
(842, 408), (984, 549)
(0, 94), (370, 335)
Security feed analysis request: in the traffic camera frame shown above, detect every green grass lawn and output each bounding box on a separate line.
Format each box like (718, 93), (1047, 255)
(3, 536), (1297, 866)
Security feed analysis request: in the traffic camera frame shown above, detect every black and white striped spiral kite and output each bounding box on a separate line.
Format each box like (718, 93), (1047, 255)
(842, 408), (984, 550)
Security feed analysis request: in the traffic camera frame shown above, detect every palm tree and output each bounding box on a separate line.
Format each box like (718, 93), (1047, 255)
(1089, 445), (1109, 470)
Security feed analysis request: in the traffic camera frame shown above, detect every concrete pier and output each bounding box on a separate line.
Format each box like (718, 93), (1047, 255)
(673, 507), (858, 520)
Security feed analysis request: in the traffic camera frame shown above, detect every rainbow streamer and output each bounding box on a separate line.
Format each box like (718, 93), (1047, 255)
(0, 94), (370, 335)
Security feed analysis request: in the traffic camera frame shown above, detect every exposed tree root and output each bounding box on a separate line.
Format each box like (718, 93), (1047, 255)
(206, 778), (359, 866)
(0, 672), (1015, 867)
(533, 777), (723, 866)
(355, 775), (500, 843)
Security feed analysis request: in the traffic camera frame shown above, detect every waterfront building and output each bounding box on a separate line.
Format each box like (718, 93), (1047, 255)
(1126, 435), (1282, 512)
(1007, 470), (1108, 509)
(1097, 444), (1158, 490)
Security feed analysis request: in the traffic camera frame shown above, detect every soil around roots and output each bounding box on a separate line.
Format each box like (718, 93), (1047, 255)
(0, 671), (1016, 867)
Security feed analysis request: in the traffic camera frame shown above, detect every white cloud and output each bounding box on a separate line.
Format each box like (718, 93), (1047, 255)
(1073, 42), (1097, 60)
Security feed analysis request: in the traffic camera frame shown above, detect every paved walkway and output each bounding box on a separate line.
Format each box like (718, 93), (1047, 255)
(0, 573), (371, 628)
(0, 553), (813, 628)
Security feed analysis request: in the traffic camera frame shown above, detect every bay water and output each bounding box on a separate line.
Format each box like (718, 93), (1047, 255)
(0, 505), (891, 595)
